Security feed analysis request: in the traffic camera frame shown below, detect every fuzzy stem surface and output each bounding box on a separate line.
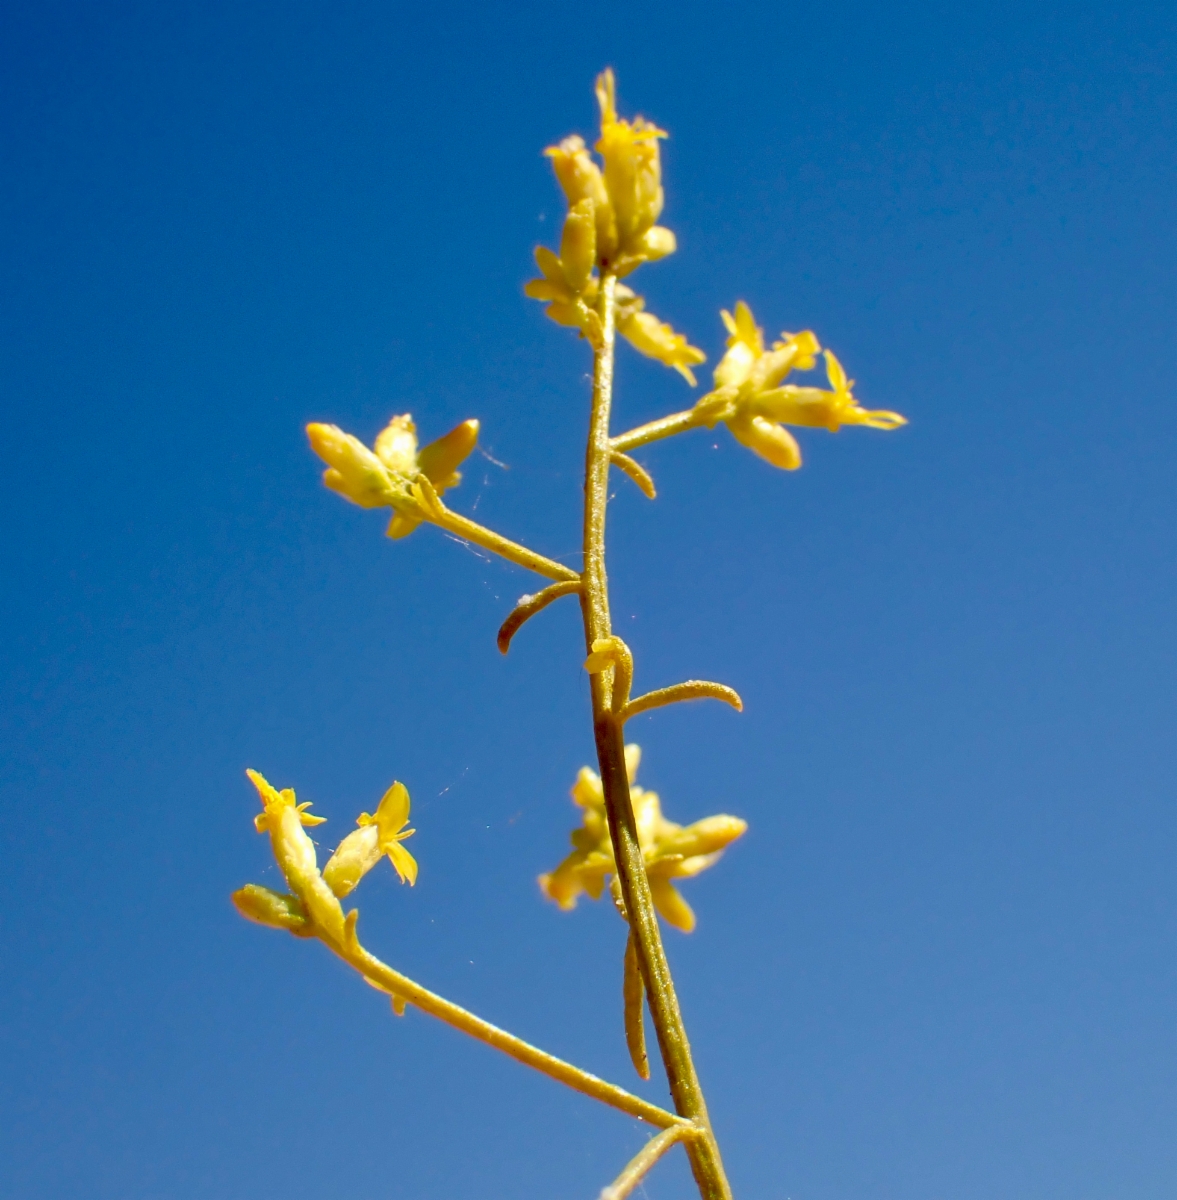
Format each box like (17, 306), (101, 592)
(580, 272), (733, 1200)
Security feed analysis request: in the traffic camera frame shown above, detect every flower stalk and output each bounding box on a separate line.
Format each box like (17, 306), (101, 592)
(580, 272), (733, 1200)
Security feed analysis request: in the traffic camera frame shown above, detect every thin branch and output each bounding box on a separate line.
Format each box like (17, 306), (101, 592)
(319, 911), (687, 1130)
(412, 478), (580, 583)
(599, 1124), (698, 1200)
(610, 450), (656, 499)
(497, 580), (583, 654)
(620, 680), (744, 724)
(610, 409), (703, 454)
(623, 931), (649, 1080)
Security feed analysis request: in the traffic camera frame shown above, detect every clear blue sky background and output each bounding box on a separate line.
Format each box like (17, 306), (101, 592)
(2, 2), (1174, 1197)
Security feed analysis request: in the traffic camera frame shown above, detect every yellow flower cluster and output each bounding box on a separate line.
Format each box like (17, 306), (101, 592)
(692, 302), (907, 469)
(305, 414), (479, 537)
(233, 770), (418, 943)
(539, 746), (747, 932)
(525, 70), (705, 384)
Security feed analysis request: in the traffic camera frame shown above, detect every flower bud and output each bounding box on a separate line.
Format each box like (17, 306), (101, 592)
(231, 884), (313, 936)
(559, 200), (597, 293)
(373, 414), (419, 476)
(661, 814), (748, 858)
(618, 310), (706, 385)
(322, 825), (382, 898)
(307, 423), (396, 508)
(726, 413), (802, 470)
(545, 135), (617, 260)
(639, 225), (676, 262)
(595, 69), (665, 248)
(271, 806), (345, 943)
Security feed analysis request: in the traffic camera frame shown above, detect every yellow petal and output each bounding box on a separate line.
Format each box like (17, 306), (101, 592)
(623, 743), (641, 783)
(374, 781), (411, 839)
(595, 68), (618, 127)
(726, 413), (802, 470)
(571, 765), (604, 809)
(386, 512), (422, 539)
(524, 278), (566, 302)
(384, 839), (418, 886)
(649, 877), (696, 932)
(639, 225), (676, 261)
(617, 310), (705, 385)
(322, 825), (381, 898)
(307, 424), (395, 508)
(373, 414), (419, 476)
(662, 814), (748, 858)
(559, 199), (597, 293)
(417, 419), (479, 490)
(730, 301), (763, 355)
(825, 349), (849, 394)
(534, 244), (565, 283)
(711, 343), (755, 391)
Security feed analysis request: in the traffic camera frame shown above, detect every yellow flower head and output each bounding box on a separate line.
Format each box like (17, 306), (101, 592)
(306, 414), (479, 538)
(320, 780), (418, 897)
(539, 746), (746, 932)
(357, 781), (418, 886)
(248, 768), (326, 833)
(594, 68), (666, 250)
(755, 350), (908, 433)
(244, 769), (345, 942)
(528, 72), (700, 379)
(693, 302), (905, 469)
(617, 309), (707, 386)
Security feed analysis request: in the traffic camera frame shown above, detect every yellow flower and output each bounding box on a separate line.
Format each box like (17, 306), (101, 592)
(617, 307), (707, 386)
(539, 746), (746, 932)
(693, 301), (905, 469)
(248, 768), (326, 833)
(754, 349), (908, 433)
(359, 781), (418, 886)
(322, 780), (418, 896)
(245, 769), (345, 942)
(306, 414), (479, 537)
(545, 134), (617, 262)
(594, 69), (666, 255)
(527, 70), (691, 358)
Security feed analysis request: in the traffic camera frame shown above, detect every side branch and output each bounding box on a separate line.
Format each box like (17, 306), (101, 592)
(414, 479), (579, 583)
(497, 580), (583, 654)
(611, 450), (656, 499)
(599, 1124), (699, 1200)
(324, 913), (687, 1130)
(611, 410), (703, 454)
(620, 681), (744, 724)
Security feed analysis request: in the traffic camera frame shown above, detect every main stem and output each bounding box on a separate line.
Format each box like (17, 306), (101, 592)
(580, 272), (733, 1200)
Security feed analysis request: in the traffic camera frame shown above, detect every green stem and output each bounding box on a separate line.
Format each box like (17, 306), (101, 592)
(600, 1122), (698, 1200)
(610, 409), (703, 454)
(327, 917), (686, 1130)
(429, 506), (579, 583)
(580, 273), (733, 1200)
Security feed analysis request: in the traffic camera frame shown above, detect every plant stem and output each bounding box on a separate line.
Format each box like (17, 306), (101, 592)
(611, 409), (702, 454)
(580, 273), (733, 1200)
(430, 506), (580, 583)
(599, 1122), (697, 1200)
(328, 922), (686, 1130)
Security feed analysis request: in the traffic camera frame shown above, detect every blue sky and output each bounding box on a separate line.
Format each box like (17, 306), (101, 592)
(2, 2), (1174, 1197)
